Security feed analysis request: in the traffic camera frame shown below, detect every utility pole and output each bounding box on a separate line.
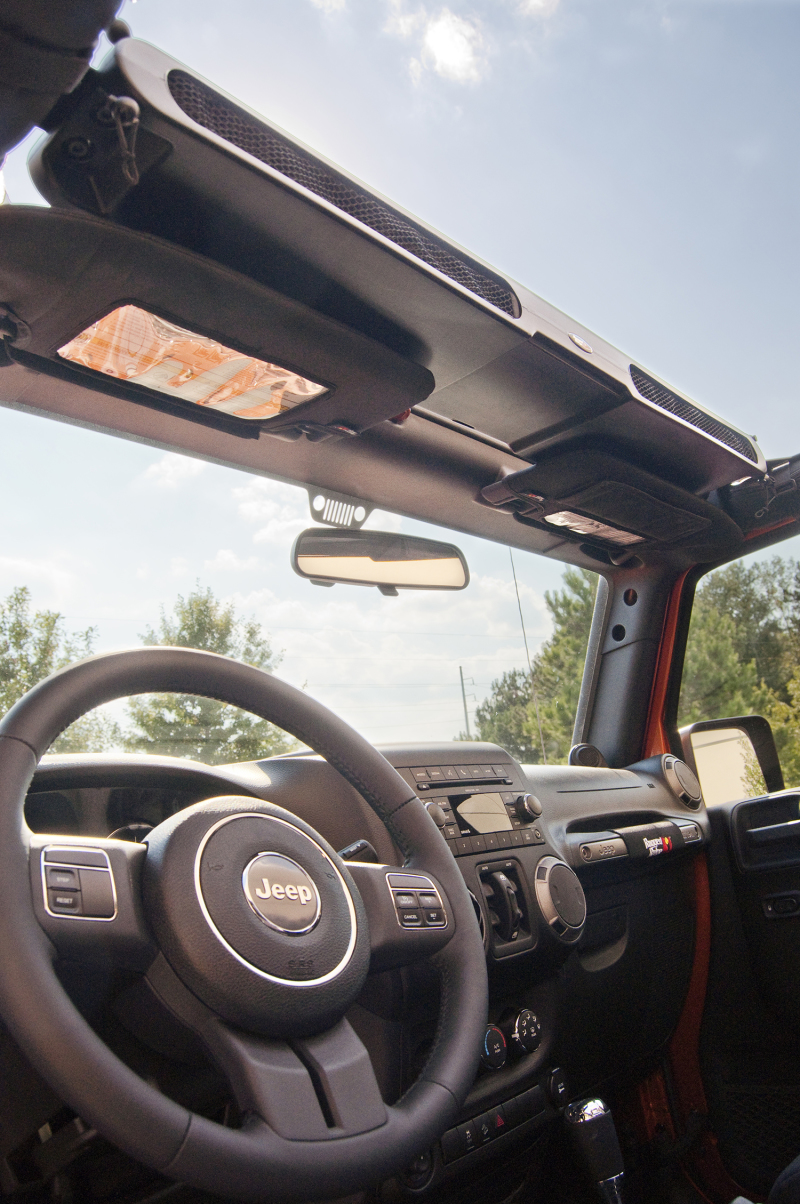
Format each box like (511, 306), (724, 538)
(459, 665), (471, 738)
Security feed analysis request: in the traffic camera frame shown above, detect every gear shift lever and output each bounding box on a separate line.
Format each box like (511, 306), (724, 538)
(564, 1098), (625, 1203)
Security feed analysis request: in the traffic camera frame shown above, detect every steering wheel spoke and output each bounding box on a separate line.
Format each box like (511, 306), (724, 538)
(146, 950), (386, 1140)
(345, 861), (454, 970)
(29, 833), (156, 970)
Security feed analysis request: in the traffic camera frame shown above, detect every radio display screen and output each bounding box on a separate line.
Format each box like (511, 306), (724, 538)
(455, 792), (513, 834)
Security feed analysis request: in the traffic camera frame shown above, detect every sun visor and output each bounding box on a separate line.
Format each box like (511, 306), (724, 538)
(481, 450), (743, 564)
(0, 208), (433, 441)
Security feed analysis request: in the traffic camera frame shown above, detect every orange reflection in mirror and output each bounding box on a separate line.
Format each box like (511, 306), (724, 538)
(58, 305), (327, 420)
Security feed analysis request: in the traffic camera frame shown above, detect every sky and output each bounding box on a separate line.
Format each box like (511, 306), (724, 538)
(1, 0), (799, 746)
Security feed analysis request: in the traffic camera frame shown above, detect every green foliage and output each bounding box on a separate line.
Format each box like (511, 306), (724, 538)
(472, 668), (540, 763)
(124, 585), (298, 764)
(0, 586), (120, 752)
(678, 556), (800, 789)
(677, 590), (772, 726)
(696, 557), (800, 698)
(474, 569), (598, 765)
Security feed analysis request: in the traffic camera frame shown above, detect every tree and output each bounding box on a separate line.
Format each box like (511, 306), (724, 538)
(0, 586), (120, 751)
(473, 569), (598, 764)
(696, 557), (800, 699)
(677, 590), (773, 726)
(472, 668), (540, 763)
(124, 585), (297, 763)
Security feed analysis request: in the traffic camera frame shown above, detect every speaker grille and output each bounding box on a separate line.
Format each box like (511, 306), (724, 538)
(167, 70), (520, 319)
(630, 365), (758, 463)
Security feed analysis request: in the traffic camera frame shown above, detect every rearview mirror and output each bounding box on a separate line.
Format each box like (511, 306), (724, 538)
(291, 528), (469, 595)
(679, 715), (784, 807)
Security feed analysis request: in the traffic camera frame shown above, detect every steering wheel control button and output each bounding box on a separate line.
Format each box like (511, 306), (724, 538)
(79, 868), (115, 918)
(46, 867), (79, 890)
(387, 872), (447, 930)
(512, 1008), (542, 1054)
(44, 847), (107, 866)
(242, 851), (321, 935)
(42, 847), (117, 921)
(534, 856), (587, 944)
(480, 1024), (507, 1070)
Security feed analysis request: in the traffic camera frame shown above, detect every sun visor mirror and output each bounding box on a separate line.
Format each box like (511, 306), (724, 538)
(291, 528), (469, 595)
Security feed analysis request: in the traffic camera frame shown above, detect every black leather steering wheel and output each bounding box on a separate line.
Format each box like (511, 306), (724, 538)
(0, 648), (488, 1201)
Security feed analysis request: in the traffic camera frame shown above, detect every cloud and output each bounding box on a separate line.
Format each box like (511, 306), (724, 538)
(517, 0), (560, 16)
(309, 0), (347, 11)
(204, 549), (260, 572)
(421, 9), (486, 83)
(0, 555), (78, 604)
(386, 4), (488, 85)
(134, 452), (206, 491)
(233, 477), (309, 546)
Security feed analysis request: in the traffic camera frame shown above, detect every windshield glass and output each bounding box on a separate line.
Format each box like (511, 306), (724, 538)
(0, 407), (596, 764)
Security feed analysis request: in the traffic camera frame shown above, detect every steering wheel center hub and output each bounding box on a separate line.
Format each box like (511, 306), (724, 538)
(242, 851), (321, 934)
(144, 799), (371, 1035)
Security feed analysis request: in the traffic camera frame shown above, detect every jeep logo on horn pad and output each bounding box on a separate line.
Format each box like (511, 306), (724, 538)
(242, 852), (321, 935)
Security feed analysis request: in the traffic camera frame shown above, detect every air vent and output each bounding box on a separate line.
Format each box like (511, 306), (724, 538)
(630, 365), (758, 464)
(167, 70), (520, 319)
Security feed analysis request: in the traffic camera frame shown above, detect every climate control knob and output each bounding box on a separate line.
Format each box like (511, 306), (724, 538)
(511, 1008), (542, 1054)
(515, 793), (543, 821)
(480, 1024), (507, 1070)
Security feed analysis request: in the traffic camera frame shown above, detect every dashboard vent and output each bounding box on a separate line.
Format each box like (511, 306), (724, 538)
(630, 365), (758, 464)
(167, 70), (521, 319)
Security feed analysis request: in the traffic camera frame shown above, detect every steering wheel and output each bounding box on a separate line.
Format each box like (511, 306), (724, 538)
(0, 648), (488, 1201)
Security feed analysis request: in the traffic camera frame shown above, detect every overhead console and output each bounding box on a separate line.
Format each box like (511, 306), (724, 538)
(481, 449), (745, 567)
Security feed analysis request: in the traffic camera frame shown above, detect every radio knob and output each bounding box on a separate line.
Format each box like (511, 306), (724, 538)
(480, 1024), (507, 1070)
(516, 793), (543, 821)
(511, 1008), (542, 1054)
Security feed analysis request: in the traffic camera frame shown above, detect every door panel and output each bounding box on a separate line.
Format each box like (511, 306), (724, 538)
(701, 798), (800, 1198)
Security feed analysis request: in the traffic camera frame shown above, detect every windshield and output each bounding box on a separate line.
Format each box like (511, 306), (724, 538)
(0, 406), (595, 763)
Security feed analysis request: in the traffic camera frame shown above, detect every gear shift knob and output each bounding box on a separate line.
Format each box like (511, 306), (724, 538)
(564, 1098), (625, 1203)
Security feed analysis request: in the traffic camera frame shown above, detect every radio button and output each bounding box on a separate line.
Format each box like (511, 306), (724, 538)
(496, 832), (512, 849)
(471, 834), (487, 852)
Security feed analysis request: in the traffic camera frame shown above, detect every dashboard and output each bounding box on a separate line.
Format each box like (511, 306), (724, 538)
(24, 741), (710, 1195)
